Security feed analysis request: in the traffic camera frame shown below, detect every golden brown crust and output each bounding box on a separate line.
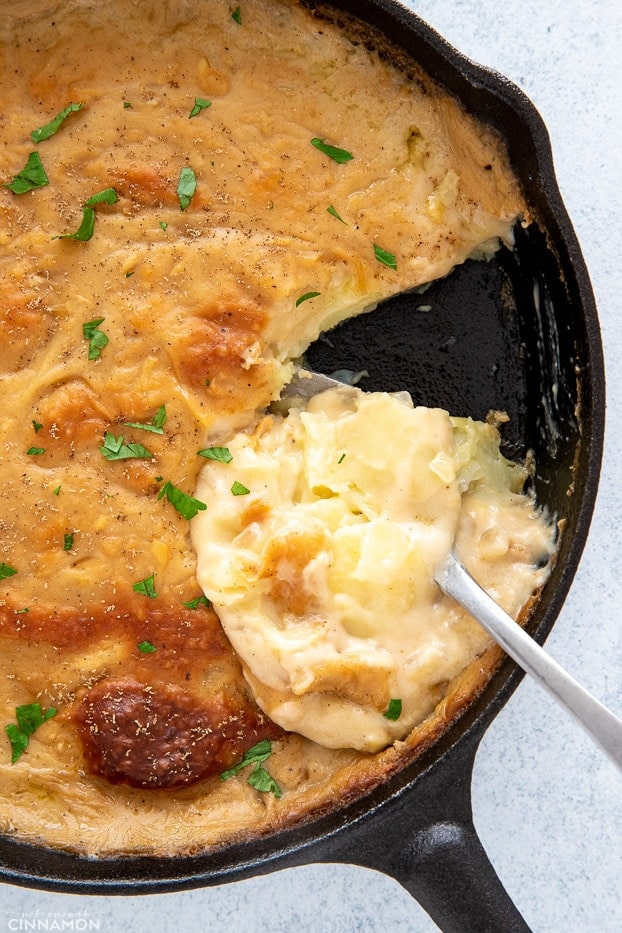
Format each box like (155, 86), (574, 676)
(74, 678), (281, 789)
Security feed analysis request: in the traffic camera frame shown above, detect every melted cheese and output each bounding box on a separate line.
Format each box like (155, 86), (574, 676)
(193, 388), (555, 751)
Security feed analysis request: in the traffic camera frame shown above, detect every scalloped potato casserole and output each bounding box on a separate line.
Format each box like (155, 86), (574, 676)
(0, 0), (554, 855)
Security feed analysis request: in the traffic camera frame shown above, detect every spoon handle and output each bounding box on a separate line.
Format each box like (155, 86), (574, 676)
(436, 553), (622, 771)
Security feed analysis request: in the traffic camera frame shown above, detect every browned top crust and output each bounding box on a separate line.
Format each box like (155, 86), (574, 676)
(75, 678), (281, 789)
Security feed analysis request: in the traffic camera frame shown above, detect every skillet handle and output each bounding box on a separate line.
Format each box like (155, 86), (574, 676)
(330, 730), (531, 933)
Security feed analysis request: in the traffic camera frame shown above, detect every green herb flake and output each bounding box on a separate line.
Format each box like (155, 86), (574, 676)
(221, 740), (281, 797)
(84, 187), (118, 207)
(63, 532), (74, 552)
(52, 485), (61, 496)
(311, 137), (354, 164)
(31, 102), (84, 143)
(137, 640), (157, 654)
(125, 271), (134, 278)
(133, 574), (158, 599)
(159, 221), (168, 231)
(124, 404), (167, 435)
(53, 205), (95, 242)
(220, 739), (273, 781)
(123, 101), (132, 109)
(338, 452), (346, 464)
(189, 97), (212, 118)
(5, 725), (29, 764)
(182, 594), (212, 610)
(374, 244), (397, 270)
(26, 446), (45, 456)
(327, 204), (347, 224)
(54, 190), (117, 241)
(231, 480), (250, 496)
(247, 765), (282, 798)
(295, 291), (321, 308)
(99, 432), (153, 461)
(384, 698), (403, 721)
(197, 446), (232, 463)
(5, 151), (49, 194)
(158, 480), (207, 520)
(0, 563), (17, 581)
(32, 420), (43, 433)
(5, 703), (57, 764)
(177, 166), (197, 212)
(83, 317), (109, 360)
(231, 6), (242, 24)
(15, 608), (29, 615)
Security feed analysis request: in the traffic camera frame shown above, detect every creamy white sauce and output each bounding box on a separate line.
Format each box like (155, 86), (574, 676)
(192, 387), (555, 752)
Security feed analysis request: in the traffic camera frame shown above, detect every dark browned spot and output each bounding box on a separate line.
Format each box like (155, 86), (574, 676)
(74, 678), (281, 788)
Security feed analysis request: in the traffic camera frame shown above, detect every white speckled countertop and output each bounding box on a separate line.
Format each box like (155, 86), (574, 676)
(1, 1), (620, 930)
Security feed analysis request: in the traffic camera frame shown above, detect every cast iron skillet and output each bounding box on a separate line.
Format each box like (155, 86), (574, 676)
(0, 1), (605, 930)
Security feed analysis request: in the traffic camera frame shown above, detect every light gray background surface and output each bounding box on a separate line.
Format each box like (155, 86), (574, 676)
(1, 0), (620, 930)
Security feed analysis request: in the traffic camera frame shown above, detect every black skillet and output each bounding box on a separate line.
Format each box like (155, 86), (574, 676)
(0, 1), (604, 930)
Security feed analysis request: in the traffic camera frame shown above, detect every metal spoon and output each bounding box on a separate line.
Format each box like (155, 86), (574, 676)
(282, 369), (622, 770)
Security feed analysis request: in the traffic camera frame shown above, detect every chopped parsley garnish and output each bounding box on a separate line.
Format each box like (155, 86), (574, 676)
(182, 594), (212, 610)
(384, 698), (403, 721)
(221, 739), (272, 779)
(177, 166), (197, 211)
(32, 420), (43, 433)
(159, 221), (168, 231)
(83, 317), (109, 360)
(53, 486), (61, 496)
(231, 6), (242, 24)
(124, 404), (167, 435)
(99, 432), (153, 461)
(311, 137), (354, 164)
(248, 766), (282, 796)
(133, 574), (158, 599)
(5, 703), (57, 764)
(63, 532), (74, 552)
(31, 102), (84, 143)
(5, 151), (49, 194)
(374, 244), (397, 270)
(220, 739), (281, 797)
(231, 480), (250, 496)
(0, 563), (17, 581)
(26, 446), (45, 456)
(338, 452), (346, 464)
(189, 97), (211, 118)
(137, 640), (157, 653)
(54, 206), (95, 242)
(84, 187), (118, 207)
(327, 204), (347, 224)
(123, 101), (132, 109)
(197, 446), (232, 463)
(158, 480), (207, 520)
(54, 189), (117, 242)
(295, 291), (321, 308)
